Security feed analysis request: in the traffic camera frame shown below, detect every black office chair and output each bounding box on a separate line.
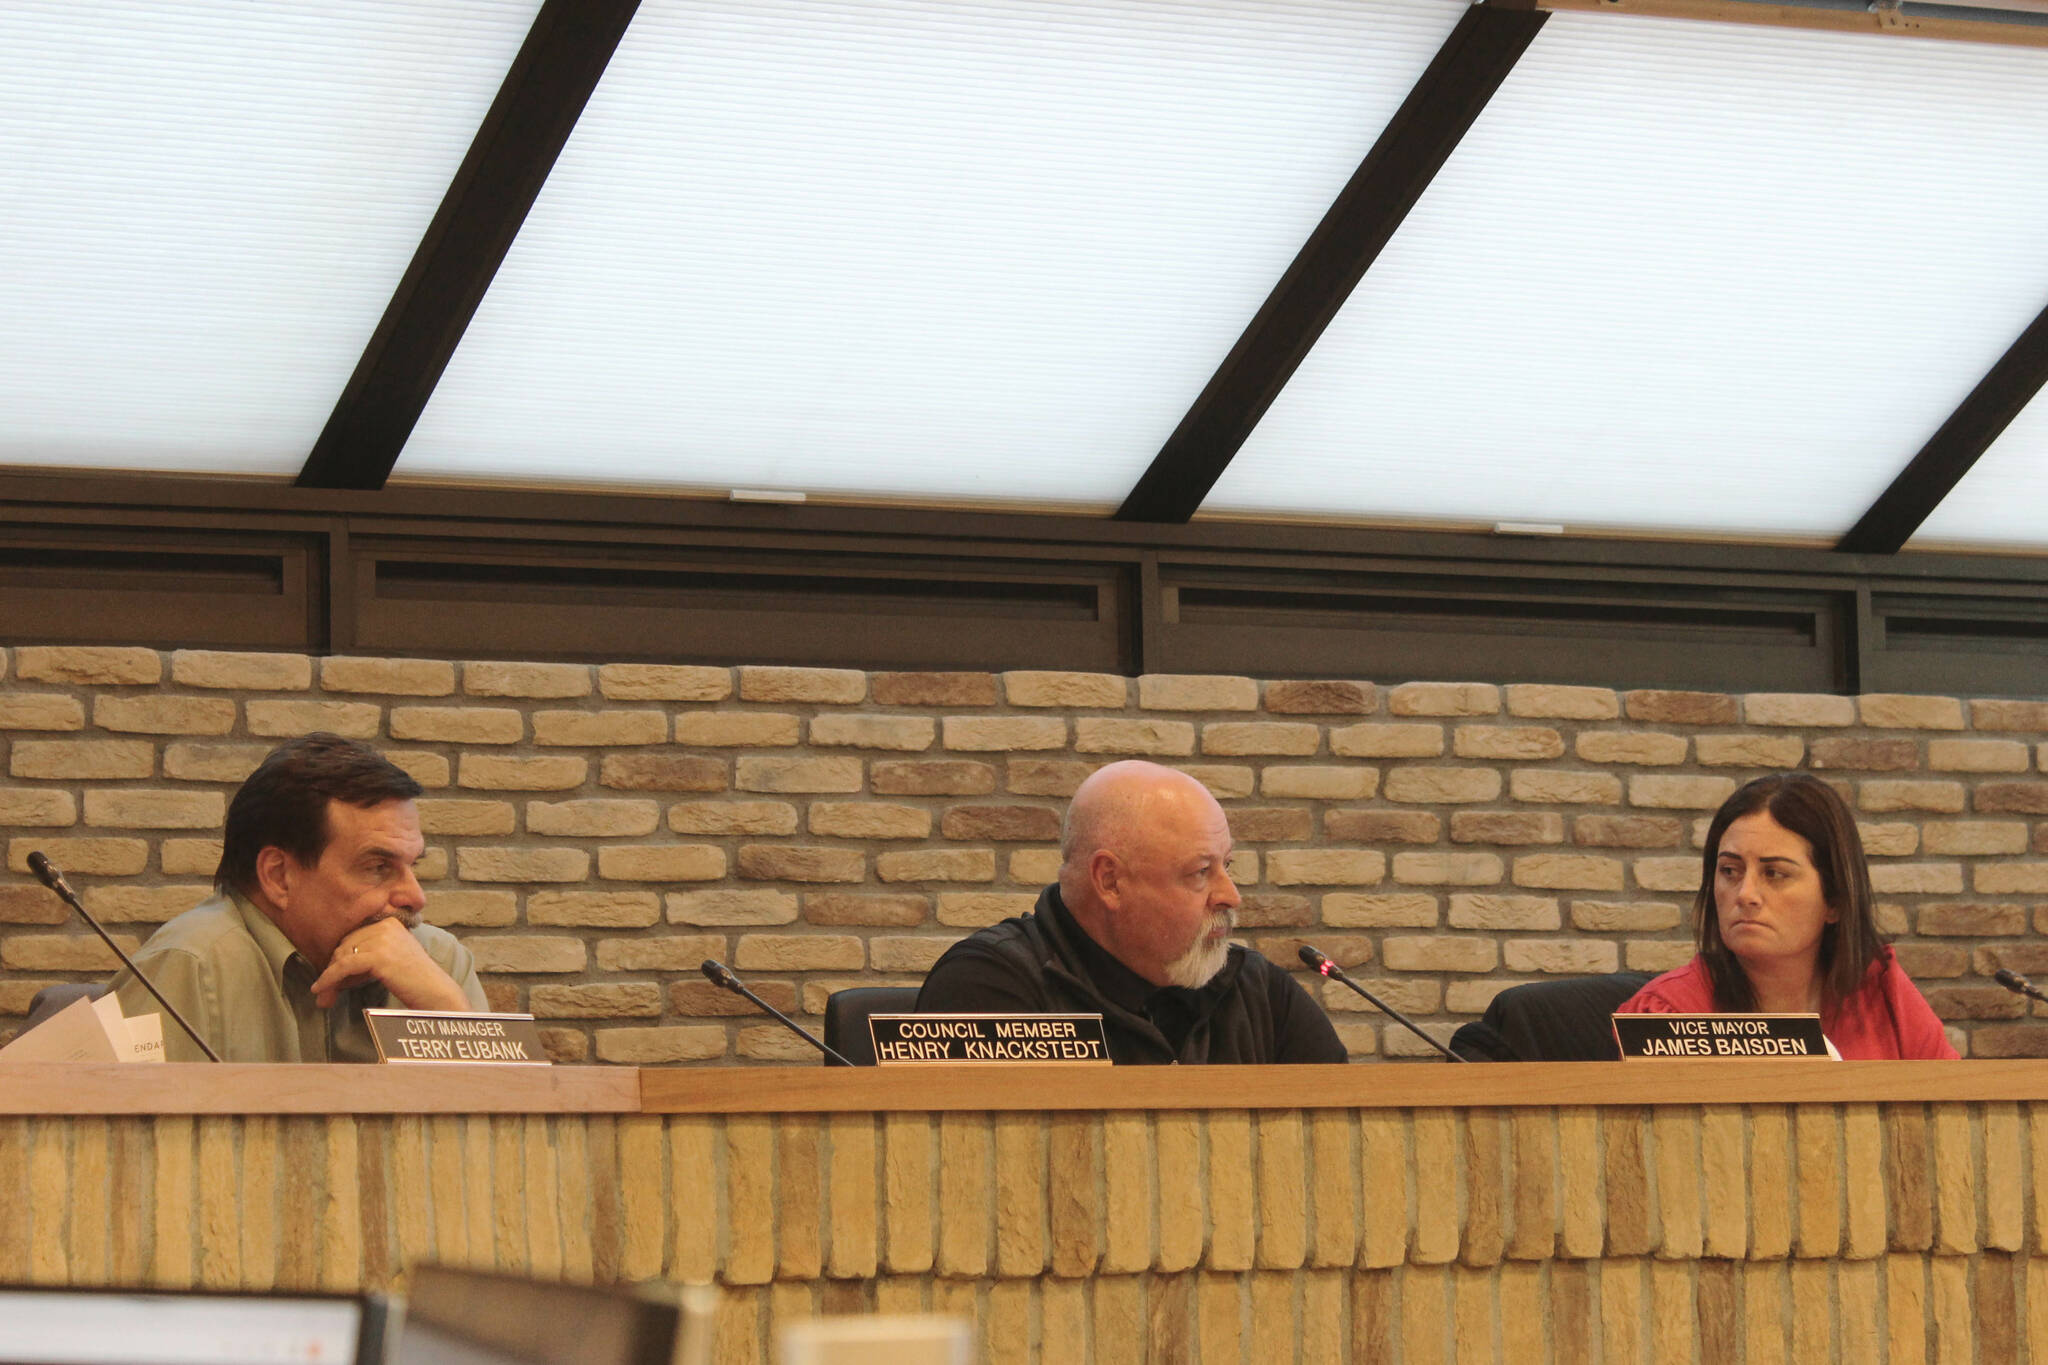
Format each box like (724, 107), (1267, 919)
(822, 987), (920, 1066)
(22, 982), (111, 1035)
(1449, 972), (1653, 1062)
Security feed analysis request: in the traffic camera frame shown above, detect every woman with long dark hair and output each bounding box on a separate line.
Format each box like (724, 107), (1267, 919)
(1614, 773), (1956, 1059)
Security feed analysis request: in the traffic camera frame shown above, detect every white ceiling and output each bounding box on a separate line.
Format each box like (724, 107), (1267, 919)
(1, 0), (2043, 553)
(397, 0), (1466, 507)
(0, 0), (541, 474)
(1207, 12), (2048, 541)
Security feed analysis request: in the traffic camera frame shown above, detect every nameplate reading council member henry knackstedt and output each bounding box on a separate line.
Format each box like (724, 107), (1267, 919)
(869, 1013), (1111, 1065)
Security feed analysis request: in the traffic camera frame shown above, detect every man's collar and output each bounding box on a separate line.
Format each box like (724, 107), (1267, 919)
(228, 888), (312, 983)
(1041, 886), (1164, 1016)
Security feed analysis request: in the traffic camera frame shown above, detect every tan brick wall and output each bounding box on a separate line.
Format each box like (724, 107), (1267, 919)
(3, 647), (2047, 1062)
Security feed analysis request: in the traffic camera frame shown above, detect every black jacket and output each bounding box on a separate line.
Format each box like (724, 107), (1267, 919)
(915, 884), (1346, 1065)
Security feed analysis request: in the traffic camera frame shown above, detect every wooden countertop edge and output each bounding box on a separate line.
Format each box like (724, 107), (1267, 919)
(636, 1059), (2048, 1112)
(0, 1063), (641, 1114)
(4, 1060), (2047, 1116)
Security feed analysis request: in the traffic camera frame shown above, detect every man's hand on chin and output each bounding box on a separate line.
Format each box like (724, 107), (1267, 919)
(311, 915), (471, 1012)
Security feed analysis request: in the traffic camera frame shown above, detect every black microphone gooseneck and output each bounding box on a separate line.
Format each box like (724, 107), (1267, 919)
(700, 960), (855, 1067)
(27, 850), (222, 1062)
(1299, 944), (1465, 1062)
(1993, 968), (2048, 1007)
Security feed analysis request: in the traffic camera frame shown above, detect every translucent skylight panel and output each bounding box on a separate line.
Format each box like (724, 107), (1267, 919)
(398, 0), (1467, 507)
(1910, 376), (2048, 551)
(1208, 14), (2048, 540)
(0, 0), (539, 475)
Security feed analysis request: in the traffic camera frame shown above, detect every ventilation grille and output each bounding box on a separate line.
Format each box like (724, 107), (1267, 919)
(357, 544), (1128, 670)
(1157, 569), (1840, 691)
(0, 526), (309, 649)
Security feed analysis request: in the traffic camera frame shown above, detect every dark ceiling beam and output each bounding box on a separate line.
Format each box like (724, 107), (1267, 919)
(296, 0), (642, 491)
(1114, 1), (1547, 524)
(1837, 295), (2048, 554)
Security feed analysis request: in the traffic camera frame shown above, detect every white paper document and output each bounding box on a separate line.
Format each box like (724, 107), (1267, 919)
(0, 993), (165, 1064)
(93, 991), (166, 1062)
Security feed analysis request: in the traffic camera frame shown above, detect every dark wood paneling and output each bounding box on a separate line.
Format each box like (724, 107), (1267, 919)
(351, 542), (1131, 671)
(1862, 591), (2048, 696)
(1156, 570), (1846, 692)
(9, 467), (2048, 586)
(2, 470), (2047, 695)
(0, 524), (318, 650)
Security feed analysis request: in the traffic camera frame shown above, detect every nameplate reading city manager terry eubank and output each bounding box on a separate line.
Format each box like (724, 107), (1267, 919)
(365, 1009), (549, 1065)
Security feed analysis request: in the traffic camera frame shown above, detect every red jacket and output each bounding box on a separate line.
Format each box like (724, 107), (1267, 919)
(1616, 946), (1958, 1060)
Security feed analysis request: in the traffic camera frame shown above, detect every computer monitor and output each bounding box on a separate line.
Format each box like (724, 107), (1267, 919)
(0, 1284), (385, 1365)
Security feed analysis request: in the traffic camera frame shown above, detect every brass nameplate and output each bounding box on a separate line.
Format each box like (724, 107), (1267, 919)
(869, 1013), (1111, 1065)
(364, 1009), (549, 1065)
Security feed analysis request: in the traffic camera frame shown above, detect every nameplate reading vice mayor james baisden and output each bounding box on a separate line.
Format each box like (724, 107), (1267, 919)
(1612, 1012), (1829, 1061)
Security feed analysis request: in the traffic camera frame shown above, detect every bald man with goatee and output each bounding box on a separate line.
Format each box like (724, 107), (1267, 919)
(916, 761), (1346, 1064)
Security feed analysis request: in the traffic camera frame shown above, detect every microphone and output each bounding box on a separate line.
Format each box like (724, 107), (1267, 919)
(1993, 968), (2048, 1006)
(26, 851), (222, 1062)
(1299, 944), (1464, 1062)
(700, 960), (854, 1067)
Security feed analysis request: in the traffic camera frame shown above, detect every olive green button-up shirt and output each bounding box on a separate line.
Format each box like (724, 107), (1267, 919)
(112, 890), (487, 1063)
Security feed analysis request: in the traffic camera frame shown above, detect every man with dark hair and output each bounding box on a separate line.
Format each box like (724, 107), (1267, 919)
(113, 733), (485, 1062)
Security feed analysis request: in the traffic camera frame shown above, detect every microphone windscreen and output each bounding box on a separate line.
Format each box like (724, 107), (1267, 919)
(701, 959), (737, 989)
(1995, 968), (2027, 991)
(25, 851), (58, 889)
(1297, 944), (1329, 973)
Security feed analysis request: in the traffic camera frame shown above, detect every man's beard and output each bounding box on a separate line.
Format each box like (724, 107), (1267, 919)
(1162, 911), (1235, 989)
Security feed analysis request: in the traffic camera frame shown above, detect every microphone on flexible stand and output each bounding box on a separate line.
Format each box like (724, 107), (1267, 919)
(26, 850), (222, 1062)
(1299, 944), (1465, 1062)
(1993, 968), (2048, 1007)
(700, 960), (855, 1067)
